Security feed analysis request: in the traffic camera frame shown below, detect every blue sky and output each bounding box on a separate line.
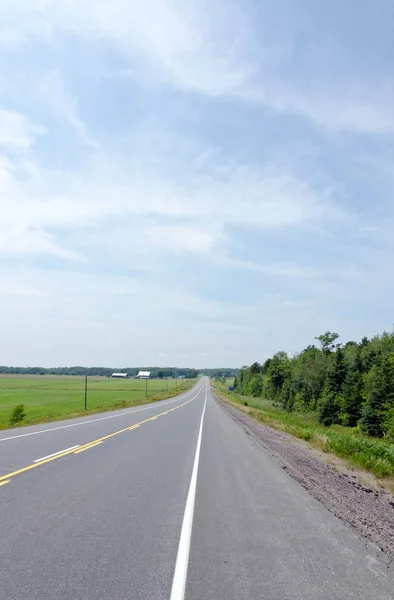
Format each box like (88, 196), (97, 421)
(0, 1), (393, 367)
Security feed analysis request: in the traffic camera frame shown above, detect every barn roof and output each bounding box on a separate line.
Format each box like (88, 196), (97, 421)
(137, 371), (151, 378)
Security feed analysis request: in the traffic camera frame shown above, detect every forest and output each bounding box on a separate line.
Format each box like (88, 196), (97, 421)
(234, 331), (394, 439)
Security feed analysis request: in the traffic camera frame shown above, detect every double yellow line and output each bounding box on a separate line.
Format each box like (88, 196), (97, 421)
(0, 390), (200, 487)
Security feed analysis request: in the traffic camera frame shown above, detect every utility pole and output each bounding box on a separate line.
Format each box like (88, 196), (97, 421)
(84, 375), (88, 410)
(145, 378), (148, 398)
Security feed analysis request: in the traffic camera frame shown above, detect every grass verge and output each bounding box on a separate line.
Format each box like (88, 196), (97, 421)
(213, 382), (394, 480)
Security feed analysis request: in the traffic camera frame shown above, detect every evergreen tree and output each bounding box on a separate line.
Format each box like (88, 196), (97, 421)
(360, 354), (394, 436)
(342, 351), (363, 426)
(319, 393), (339, 426)
(327, 347), (347, 394)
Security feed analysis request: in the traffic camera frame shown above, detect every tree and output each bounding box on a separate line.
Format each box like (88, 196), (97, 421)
(266, 352), (290, 397)
(360, 353), (394, 436)
(315, 331), (340, 354)
(341, 352), (363, 426)
(10, 404), (26, 426)
(327, 347), (347, 395)
(234, 329), (394, 438)
(319, 393), (339, 426)
(247, 376), (263, 397)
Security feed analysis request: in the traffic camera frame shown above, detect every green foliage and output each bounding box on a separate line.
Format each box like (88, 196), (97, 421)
(341, 351), (363, 426)
(325, 431), (394, 477)
(315, 331), (340, 354)
(318, 393), (339, 426)
(384, 409), (394, 443)
(10, 404), (26, 426)
(236, 329), (394, 439)
(327, 348), (346, 394)
(247, 376), (263, 397)
(223, 390), (394, 478)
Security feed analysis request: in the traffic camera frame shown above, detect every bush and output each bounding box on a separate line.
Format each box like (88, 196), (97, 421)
(243, 401), (248, 406)
(10, 404), (26, 426)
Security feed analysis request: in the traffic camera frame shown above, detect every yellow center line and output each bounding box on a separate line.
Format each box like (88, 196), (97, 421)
(74, 441), (103, 454)
(0, 389), (201, 486)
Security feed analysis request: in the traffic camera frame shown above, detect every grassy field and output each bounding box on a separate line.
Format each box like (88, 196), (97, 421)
(212, 380), (394, 481)
(0, 376), (193, 429)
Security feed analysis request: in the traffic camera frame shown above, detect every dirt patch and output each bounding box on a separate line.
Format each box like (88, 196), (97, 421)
(214, 392), (394, 562)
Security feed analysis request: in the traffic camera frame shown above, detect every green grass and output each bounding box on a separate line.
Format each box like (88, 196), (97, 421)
(0, 376), (193, 429)
(213, 381), (394, 479)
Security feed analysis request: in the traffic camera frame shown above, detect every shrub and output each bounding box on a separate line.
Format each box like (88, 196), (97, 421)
(244, 401), (248, 406)
(10, 404), (26, 426)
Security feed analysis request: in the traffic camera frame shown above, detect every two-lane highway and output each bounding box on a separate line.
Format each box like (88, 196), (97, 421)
(1, 377), (393, 599)
(0, 382), (203, 482)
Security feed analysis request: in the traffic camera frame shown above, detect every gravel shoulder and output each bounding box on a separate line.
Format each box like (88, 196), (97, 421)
(214, 392), (394, 563)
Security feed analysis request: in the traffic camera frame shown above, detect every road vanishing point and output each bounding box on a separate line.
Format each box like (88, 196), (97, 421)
(0, 377), (393, 599)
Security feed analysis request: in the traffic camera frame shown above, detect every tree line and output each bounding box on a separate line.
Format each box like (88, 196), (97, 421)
(234, 331), (394, 439)
(0, 366), (238, 379)
(0, 366), (199, 379)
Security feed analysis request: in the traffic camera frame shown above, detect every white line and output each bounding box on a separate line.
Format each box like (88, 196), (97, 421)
(33, 445), (81, 462)
(0, 383), (202, 442)
(170, 382), (207, 600)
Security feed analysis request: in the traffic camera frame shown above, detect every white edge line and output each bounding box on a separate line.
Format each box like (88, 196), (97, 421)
(0, 383), (202, 443)
(170, 382), (207, 600)
(33, 445), (81, 462)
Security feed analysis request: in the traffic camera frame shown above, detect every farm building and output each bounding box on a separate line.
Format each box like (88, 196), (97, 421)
(136, 371), (151, 379)
(111, 372), (128, 378)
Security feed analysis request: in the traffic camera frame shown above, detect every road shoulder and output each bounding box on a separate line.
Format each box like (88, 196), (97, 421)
(213, 390), (394, 562)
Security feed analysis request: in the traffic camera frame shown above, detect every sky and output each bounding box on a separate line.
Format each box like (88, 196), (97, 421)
(0, 1), (394, 368)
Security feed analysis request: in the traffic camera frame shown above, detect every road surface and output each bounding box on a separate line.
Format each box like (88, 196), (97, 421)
(0, 377), (393, 599)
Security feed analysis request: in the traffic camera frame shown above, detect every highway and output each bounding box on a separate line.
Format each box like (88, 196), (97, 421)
(0, 377), (393, 599)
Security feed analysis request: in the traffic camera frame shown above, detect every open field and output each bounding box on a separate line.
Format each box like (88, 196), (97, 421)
(0, 375), (193, 429)
(212, 380), (394, 481)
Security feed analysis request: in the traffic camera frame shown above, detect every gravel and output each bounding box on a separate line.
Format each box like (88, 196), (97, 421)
(214, 393), (394, 562)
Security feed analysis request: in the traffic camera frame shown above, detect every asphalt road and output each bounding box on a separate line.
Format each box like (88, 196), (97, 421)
(0, 377), (393, 599)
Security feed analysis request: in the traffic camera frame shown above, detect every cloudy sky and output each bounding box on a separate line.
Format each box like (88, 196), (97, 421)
(1, 1), (393, 368)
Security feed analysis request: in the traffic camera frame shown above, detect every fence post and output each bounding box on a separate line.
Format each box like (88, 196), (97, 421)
(84, 375), (88, 410)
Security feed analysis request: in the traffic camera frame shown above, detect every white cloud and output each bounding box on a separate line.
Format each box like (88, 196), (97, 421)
(47, 0), (254, 97)
(0, 109), (45, 149)
(0, 103), (337, 261)
(0, 223), (83, 260)
(2, 1), (392, 132)
(145, 223), (227, 254)
(0, 142), (336, 263)
(39, 70), (98, 147)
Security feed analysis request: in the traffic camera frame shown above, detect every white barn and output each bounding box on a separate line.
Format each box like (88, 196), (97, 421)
(137, 371), (151, 379)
